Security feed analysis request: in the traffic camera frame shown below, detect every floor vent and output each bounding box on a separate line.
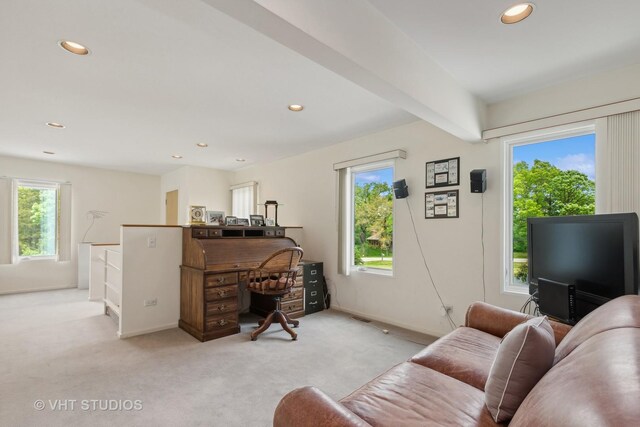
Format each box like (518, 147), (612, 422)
(351, 316), (372, 323)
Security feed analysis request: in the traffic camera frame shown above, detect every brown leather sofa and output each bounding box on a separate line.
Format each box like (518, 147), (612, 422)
(274, 295), (640, 426)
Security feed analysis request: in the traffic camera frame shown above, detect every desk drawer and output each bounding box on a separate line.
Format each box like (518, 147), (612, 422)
(206, 299), (238, 316)
(205, 273), (238, 287)
(206, 313), (238, 332)
(205, 285), (238, 302)
(282, 299), (303, 314)
(282, 287), (303, 302)
(192, 228), (208, 238)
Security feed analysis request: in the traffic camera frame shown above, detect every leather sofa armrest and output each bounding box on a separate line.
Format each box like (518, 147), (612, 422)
(274, 386), (372, 427)
(465, 301), (572, 345)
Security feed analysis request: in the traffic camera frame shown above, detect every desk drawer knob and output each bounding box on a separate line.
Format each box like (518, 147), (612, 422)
(234, 264), (240, 268)
(217, 277), (226, 283)
(218, 290), (227, 297)
(219, 319), (228, 326)
(218, 305), (226, 311)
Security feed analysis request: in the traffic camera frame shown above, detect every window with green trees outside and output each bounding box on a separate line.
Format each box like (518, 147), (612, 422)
(16, 181), (59, 258)
(352, 164), (394, 271)
(508, 131), (595, 289)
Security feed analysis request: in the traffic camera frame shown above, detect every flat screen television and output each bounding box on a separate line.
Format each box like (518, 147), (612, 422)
(527, 213), (639, 319)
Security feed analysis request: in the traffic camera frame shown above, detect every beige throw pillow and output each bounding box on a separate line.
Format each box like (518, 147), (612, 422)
(485, 316), (555, 423)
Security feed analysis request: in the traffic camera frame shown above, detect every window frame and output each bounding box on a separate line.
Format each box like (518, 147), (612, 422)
(12, 179), (60, 262)
(347, 160), (395, 277)
(502, 122), (596, 294)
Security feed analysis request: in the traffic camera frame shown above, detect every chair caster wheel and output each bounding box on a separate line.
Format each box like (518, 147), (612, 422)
(251, 336), (257, 341)
(292, 336), (297, 341)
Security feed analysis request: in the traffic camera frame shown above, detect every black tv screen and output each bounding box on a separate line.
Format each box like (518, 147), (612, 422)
(527, 213), (639, 317)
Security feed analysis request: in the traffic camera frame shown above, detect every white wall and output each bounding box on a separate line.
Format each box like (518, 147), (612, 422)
(487, 63), (640, 129)
(0, 156), (161, 294)
(233, 120), (525, 337)
(120, 226), (182, 338)
(160, 166), (232, 225)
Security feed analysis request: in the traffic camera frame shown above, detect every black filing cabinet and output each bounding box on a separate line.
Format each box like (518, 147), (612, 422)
(301, 260), (324, 314)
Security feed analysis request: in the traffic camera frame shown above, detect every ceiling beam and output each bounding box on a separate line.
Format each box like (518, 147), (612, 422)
(202, 0), (485, 142)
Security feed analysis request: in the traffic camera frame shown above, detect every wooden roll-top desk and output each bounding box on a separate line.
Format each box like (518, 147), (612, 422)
(179, 225), (298, 342)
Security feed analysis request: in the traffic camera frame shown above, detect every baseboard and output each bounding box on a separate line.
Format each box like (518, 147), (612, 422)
(118, 322), (179, 339)
(331, 305), (447, 339)
(0, 284), (77, 296)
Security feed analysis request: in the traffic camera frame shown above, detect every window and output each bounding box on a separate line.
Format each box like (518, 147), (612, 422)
(14, 180), (59, 260)
(348, 161), (394, 274)
(231, 181), (257, 219)
(504, 124), (596, 292)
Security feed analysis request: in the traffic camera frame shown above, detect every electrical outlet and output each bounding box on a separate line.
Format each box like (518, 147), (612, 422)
(147, 235), (156, 248)
(144, 298), (158, 307)
(440, 305), (453, 317)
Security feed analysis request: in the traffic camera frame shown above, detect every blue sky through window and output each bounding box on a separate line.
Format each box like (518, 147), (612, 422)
(513, 133), (595, 180)
(354, 167), (393, 186)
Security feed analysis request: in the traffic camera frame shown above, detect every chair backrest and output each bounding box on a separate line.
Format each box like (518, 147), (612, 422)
(258, 247), (304, 273)
(248, 247), (304, 290)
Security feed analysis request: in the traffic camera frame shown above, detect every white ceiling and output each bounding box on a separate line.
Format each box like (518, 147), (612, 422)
(1, 0), (640, 175)
(368, 0), (640, 102)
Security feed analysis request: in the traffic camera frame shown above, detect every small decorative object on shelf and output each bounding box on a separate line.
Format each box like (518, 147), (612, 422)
(225, 216), (238, 226)
(206, 211), (225, 225)
(263, 200), (280, 226)
(250, 214), (265, 226)
(190, 206), (206, 224)
(265, 218), (276, 226)
(237, 218), (250, 226)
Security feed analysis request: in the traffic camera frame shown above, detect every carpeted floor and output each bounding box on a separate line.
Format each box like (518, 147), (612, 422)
(0, 289), (436, 426)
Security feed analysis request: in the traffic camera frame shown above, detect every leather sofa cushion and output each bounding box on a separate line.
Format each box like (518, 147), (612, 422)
(511, 328), (640, 426)
(410, 326), (501, 391)
(554, 295), (640, 364)
(485, 317), (555, 423)
(341, 362), (500, 427)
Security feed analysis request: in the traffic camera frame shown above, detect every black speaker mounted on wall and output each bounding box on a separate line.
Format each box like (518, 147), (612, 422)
(470, 169), (487, 193)
(393, 179), (409, 199)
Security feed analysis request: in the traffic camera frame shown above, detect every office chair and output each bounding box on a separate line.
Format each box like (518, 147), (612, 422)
(247, 247), (304, 341)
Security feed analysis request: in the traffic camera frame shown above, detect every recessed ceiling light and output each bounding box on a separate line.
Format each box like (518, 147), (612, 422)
(58, 40), (90, 55)
(501, 3), (534, 24)
(46, 122), (65, 129)
(172, 155), (183, 159)
(235, 158), (246, 162)
(196, 143), (208, 148)
(43, 151), (55, 155)
(288, 104), (304, 112)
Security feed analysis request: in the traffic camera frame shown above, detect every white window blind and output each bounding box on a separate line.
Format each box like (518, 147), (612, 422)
(601, 110), (640, 216)
(231, 182), (257, 219)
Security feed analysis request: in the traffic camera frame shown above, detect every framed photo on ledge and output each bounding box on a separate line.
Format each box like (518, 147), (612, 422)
(206, 211), (224, 226)
(225, 216), (238, 226)
(250, 215), (265, 226)
(426, 157), (460, 188)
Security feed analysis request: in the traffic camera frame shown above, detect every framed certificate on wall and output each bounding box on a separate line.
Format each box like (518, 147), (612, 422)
(426, 157), (460, 188)
(425, 190), (459, 219)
